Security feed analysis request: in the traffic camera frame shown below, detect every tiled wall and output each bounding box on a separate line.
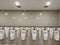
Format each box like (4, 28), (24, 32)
(0, 10), (58, 26)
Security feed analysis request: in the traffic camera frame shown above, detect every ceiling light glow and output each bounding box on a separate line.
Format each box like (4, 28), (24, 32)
(46, 2), (51, 6)
(15, 1), (20, 6)
(40, 13), (42, 15)
(22, 13), (25, 15)
(5, 13), (8, 15)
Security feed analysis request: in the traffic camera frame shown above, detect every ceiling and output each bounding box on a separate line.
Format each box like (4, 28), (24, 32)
(0, 0), (60, 10)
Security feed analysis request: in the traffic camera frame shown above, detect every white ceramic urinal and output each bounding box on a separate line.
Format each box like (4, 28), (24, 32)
(0, 30), (4, 40)
(4, 27), (9, 38)
(21, 30), (26, 40)
(43, 29), (48, 40)
(10, 30), (15, 40)
(32, 30), (37, 40)
(54, 29), (59, 41)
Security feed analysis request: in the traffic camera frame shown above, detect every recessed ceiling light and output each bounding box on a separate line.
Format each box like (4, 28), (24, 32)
(22, 13), (25, 15)
(15, 1), (20, 6)
(46, 2), (51, 6)
(40, 13), (42, 15)
(5, 12), (8, 15)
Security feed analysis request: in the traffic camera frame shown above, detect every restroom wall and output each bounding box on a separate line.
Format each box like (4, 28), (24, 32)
(58, 11), (60, 26)
(0, 10), (59, 45)
(0, 10), (59, 26)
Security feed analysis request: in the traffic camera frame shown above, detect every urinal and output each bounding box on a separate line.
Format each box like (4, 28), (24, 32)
(10, 30), (15, 40)
(0, 30), (4, 40)
(32, 30), (37, 40)
(21, 30), (26, 40)
(43, 29), (48, 40)
(54, 29), (59, 41)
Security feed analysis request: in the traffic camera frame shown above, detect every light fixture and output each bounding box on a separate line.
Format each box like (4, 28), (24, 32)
(22, 9), (26, 15)
(15, 1), (20, 6)
(46, 1), (51, 6)
(5, 12), (8, 15)
(40, 13), (42, 15)
(22, 13), (25, 15)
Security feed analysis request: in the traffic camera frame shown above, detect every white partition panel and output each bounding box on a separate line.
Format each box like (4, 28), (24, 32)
(4, 27), (9, 38)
